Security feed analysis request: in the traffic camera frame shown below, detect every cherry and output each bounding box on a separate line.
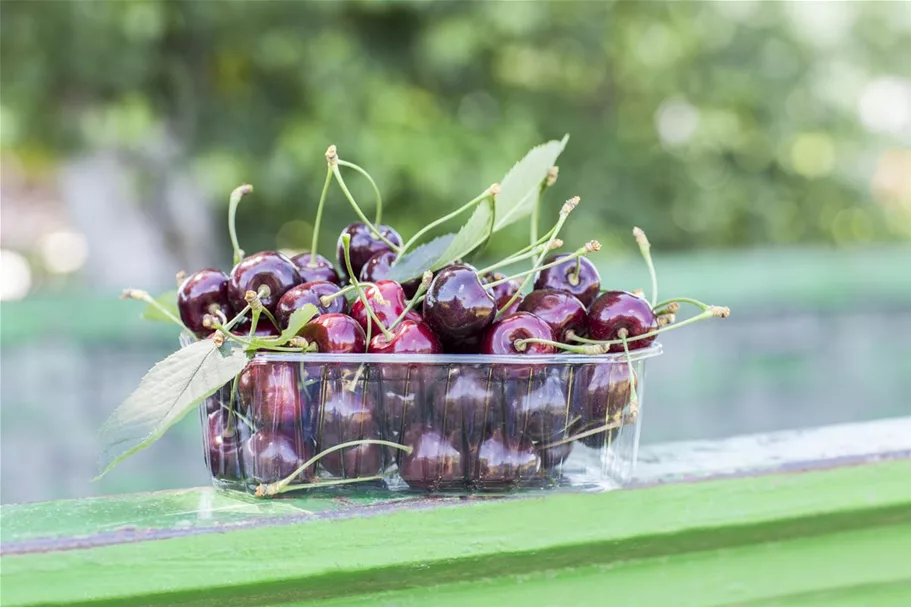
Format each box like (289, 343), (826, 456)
(228, 251), (301, 314)
(482, 272), (522, 315)
(359, 251), (421, 299)
(242, 429), (314, 484)
(351, 280), (420, 335)
(237, 362), (304, 427)
(423, 265), (497, 352)
(299, 313), (366, 354)
(314, 374), (382, 478)
(373, 364), (434, 466)
(399, 426), (465, 491)
(481, 312), (555, 355)
(233, 316), (280, 338)
(533, 254), (600, 307)
(368, 319), (442, 355)
(587, 291), (658, 352)
(276, 281), (348, 329)
(471, 429), (538, 490)
(336, 222), (403, 280)
(205, 410), (251, 481)
(537, 439), (573, 471)
(290, 252), (341, 285)
(518, 289), (586, 342)
(177, 269), (232, 337)
(571, 363), (636, 447)
(509, 370), (574, 443)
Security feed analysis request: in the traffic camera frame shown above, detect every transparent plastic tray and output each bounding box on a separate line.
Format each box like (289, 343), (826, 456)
(200, 345), (662, 495)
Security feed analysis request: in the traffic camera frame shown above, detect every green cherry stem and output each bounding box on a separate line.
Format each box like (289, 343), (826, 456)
(486, 241), (598, 290)
(633, 227), (658, 307)
(495, 196), (580, 319)
(327, 146), (401, 253)
(398, 186), (497, 258)
(619, 329), (640, 412)
(513, 337), (608, 354)
(476, 239), (560, 276)
(389, 271), (433, 330)
(307, 164), (334, 268)
(255, 439), (413, 497)
(228, 184), (254, 265)
(247, 309), (261, 340)
(652, 297), (711, 312)
(318, 283), (361, 307)
(342, 234), (394, 341)
(336, 159), (384, 225)
(120, 289), (186, 330)
(529, 166), (559, 251)
(567, 305), (731, 348)
(244, 289), (280, 333)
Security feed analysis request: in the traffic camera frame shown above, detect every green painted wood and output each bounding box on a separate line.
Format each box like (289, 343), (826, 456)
(1, 460), (909, 606)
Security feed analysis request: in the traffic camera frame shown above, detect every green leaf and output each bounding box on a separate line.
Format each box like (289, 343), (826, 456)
(386, 234), (456, 282)
(494, 134), (569, 230)
(96, 339), (248, 479)
(273, 304), (318, 346)
(434, 198), (494, 268)
(140, 290), (179, 323)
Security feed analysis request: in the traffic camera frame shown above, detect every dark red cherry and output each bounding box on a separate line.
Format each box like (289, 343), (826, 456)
(482, 272), (522, 316)
(228, 251), (301, 314)
(359, 251), (421, 299)
(518, 289), (586, 342)
(242, 429), (314, 484)
(587, 291), (658, 352)
(315, 374), (382, 478)
(351, 280), (420, 335)
(423, 265), (497, 352)
(509, 370), (575, 442)
(399, 426), (465, 491)
(533, 254), (600, 307)
(571, 363), (636, 448)
(471, 429), (538, 490)
(336, 222), (403, 280)
(276, 281), (347, 330)
(368, 319), (442, 355)
(177, 269), (231, 337)
(233, 315), (280, 338)
(238, 362), (304, 427)
(299, 313), (366, 353)
(537, 439), (573, 471)
(290, 252), (341, 285)
(481, 312), (555, 355)
(205, 410), (251, 480)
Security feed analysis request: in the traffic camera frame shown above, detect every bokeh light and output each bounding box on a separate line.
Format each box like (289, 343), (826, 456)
(0, 249), (32, 301)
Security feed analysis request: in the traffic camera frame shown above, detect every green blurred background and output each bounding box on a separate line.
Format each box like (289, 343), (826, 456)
(1, 1), (909, 504)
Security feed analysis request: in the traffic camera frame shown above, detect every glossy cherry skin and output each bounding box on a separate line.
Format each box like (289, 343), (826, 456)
(242, 429), (314, 484)
(237, 362), (304, 427)
(205, 410), (251, 480)
(481, 312), (555, 355)
(359, 251), (421, 299)
(423, 265), (497, 352)
(368, 319), (442, 355)
(587, 291), (658, 352)
(315, 375), (382, 478)
(336, 222), (403, 280)
(534, 254), (601, 307)
(276, 281), (348, 330)
(178, 269), (232, 337)
(399, 426), (466, 491)
(351, 280), (420, 335)
(518, 289), (586, 342)
(482, 272), (522, 316)
(471, 429), (538, 490)
(299, 313), (366, 353)
(571, 363), (636, 448)
(290, 252), (341, 285)
(228, 251), (302, 314)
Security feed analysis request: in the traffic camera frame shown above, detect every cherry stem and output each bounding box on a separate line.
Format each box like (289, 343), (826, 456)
(329, 151), (401, 253)
(341, 233), (394, 341)
(307, 166), (334, 268)
(619, 330), (640, 413)
(512, 337), (607, 354)
(228, 184), (254, 265)
(652, 297), (710, 312)
(398, 187), (495, 258)
(389, 271), (432, 330)
(247, 309), (261, 340)
(255, 439), (413, 497)
(208, 322), (305, 352)
(336, 159), (384, 225)
(121, 289), (186, 330)
(487, 244), (591, 290)
(219, 400), (255, 432)
(537, 419), (630, 449)
(633, 227), (658, 307)
(495, 197), (578, 318)
(568, 305), (729, 348)
(476, 241), (554, 276)
(223, 304), (251, 332)
(529, 167), (557, 253)
(570, 257), (582, 285)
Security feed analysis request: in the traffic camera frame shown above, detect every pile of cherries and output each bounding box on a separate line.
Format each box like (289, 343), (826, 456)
(179, 215), (670, 494)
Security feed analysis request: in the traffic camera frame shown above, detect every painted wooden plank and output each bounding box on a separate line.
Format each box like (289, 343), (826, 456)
(1, 460), (909, 606)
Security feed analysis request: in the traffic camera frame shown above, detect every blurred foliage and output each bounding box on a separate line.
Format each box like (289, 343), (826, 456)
(2, 0), (910, 261)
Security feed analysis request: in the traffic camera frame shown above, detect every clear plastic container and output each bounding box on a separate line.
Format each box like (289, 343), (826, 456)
(199, 345), (662, 495)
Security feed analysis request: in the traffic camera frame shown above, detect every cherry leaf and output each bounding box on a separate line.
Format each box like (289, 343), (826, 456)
(433, 198), (494, 269)
(494, 134), (569, 230)
(96, 339), (248, 479)
(141, 290), (179, 323)
(386, 234), (456, 282)
(273, 304), (318, 346)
